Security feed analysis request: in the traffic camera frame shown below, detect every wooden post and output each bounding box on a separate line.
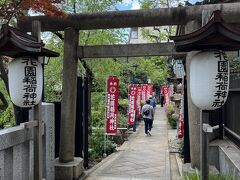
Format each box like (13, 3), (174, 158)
(183, 75), (191, 163)
(185, 20), (201, 169)
(83, 77), (89, 168)
(219, 107), (224, 139)
(200, 10), (212, 180)
(32, 20), (43, 180)
(200, 110), (209, 180)
(59, 27), (79, 163)
(75, 77), (84, 157)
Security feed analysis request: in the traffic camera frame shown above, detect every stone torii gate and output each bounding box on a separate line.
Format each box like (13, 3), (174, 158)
(18, 3), (240, 180)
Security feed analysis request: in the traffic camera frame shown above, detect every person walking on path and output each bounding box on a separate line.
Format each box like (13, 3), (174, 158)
(149, 96), (157, 113)
(160, 93), (164, 107)
(141, 99), (154, 136)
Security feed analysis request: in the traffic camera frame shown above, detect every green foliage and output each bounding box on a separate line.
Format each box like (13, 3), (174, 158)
(43, 0), (129, 102)
(0, 103), (15, 129)
(186, 0), (228, 6)
(90, 96), (128, 162)
(118, 98), (129, 115)
(89, 129), (105, 161)
(118, 112), (128, 128)
(118, 75), (130, 99)
(166, 102), (177, 128)
(65, 0), (123, 13)
(127, 56), (170, 85)
(84, 56), (170, 98)
(140, 26), (176, 43)
(30, 0), (172, 163)
(117, 99), (129, 128)
(89, 128), (117, 162)
(166, 102), (175, 118)
(92, 110), (104, 127)
(178, 138), (184, 157)
(89, 59), (122, 92)
(43, 34), (64, 102)
(80, 29), (128, 46)
(0, 79), (9, 109)
(0, 80), (8, 98)
(168, 113), (178, 129)
(91, 92), (105, 127)
(91, 95), (129, 128)
(229, 56), (240, 72)
(140, 0), (183, 8)
(42, 0), (171, 103)
(44, 59), (63, 102)
(0, 79), (15, 128)
(140, 0), (179, 43)
(183, 169), (238, 180)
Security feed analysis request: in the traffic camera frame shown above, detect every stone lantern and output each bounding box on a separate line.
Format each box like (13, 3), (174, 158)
(170, 10), (240, 180)
(0, 24), (59, 108)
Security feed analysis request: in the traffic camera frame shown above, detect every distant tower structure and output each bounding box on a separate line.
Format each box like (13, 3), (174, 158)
(128, 26), (170, 44)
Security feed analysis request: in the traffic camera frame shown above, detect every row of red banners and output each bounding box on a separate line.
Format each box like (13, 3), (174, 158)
(105, 76), (153, 135)
(161, 85), (184, 139)
(128, 84), (153, 125)
(161, 86), (170, 105)
(105, 79), (184, 139)
(141, 84), (153, 102)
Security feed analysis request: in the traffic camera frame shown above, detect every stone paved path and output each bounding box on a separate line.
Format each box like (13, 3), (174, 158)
(85, 106), (172, 180)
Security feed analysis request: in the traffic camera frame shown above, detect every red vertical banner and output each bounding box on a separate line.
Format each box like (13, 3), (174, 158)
(162, 86), (170, 105)
(148, 84), (153, 98)
(106, 76), (119, 135)
(178, 114), (184, 139)
(178, 94), (184, 138)
(141, 84), (148, 102)
(128, 84), (138, 125)
(137, 87), (142, 116)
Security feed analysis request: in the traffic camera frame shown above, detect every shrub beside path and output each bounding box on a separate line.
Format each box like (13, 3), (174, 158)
(83, 105), (180, 180)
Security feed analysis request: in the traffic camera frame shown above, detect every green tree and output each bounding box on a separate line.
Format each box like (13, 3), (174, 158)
(0, 0), (66, 126)
(0, 0), (172, 129)
(38, 0), (172, 161)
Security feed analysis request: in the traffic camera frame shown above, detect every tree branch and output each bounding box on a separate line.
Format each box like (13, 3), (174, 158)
(153, 26), (161, 33)
(149, 35), (160, 42)
(79, 59), (94, 79)
(54, 31), (64, 40)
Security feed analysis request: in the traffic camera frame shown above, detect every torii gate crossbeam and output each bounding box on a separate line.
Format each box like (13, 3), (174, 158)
(18, 3), (240, 179)
(78, 42), (186, 58)
(18, 3), (240, 32)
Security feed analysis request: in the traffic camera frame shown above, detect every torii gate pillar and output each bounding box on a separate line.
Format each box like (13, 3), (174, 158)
(185, 20), (201, 169)
(55, 27), (83, 180)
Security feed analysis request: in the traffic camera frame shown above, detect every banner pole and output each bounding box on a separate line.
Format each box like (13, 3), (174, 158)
(103, 132), (107, 157)
(103, 76), (108, 158)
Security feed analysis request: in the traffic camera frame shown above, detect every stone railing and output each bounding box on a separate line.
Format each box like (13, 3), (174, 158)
(0, 122), (33, 180)
(0, 103), (55, 180)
